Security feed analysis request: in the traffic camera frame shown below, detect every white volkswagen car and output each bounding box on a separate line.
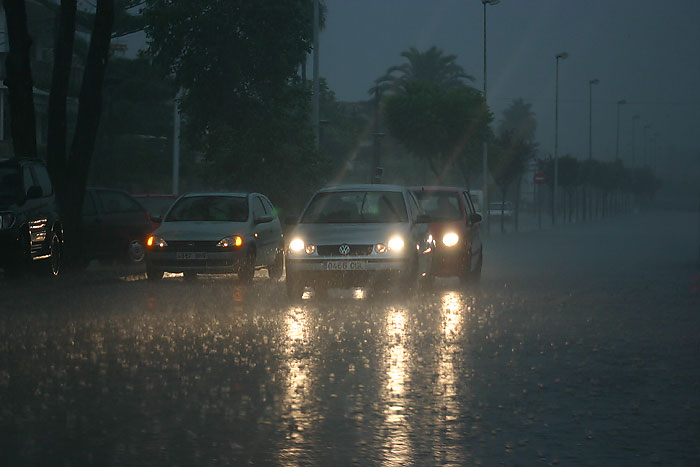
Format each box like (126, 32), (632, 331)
(145, 192), (283, 281)
(285, 185), (434, 298)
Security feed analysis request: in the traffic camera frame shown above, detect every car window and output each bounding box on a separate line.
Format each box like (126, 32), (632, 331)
(23, 167), (35, 195)
(413, 191), (462, 221)
(261, 197), (277, 218)
(252, 197), (267, 219)
(301, 191), (408, 224)
(83, 191), (97, 216)
(97, 190), (143, 214)
(165, 196), (249, 222)
(462, 192), (475, 216)
(0, 166), (22, 202)
(32, 164), (53, 197)
(406, 191), (422, 222)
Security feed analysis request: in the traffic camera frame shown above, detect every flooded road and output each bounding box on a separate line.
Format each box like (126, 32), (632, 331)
(1, 211), (699, 465)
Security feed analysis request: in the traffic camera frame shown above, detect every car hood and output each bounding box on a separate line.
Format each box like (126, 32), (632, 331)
(0, 198), (20, 211)
(290, 222), (410, 245)
(153, 221), (249, 241)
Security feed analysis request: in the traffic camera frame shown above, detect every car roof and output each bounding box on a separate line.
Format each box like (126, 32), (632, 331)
(410, 185), (466, 193)
(179, 192), (253, 198)
(318, 184), (407, 193)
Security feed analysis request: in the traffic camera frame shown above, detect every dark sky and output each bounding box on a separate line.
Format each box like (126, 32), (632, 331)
(319, 0), (700, 166)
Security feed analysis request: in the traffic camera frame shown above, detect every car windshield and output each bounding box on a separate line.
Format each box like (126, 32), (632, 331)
(0, 166), (22, 202)
(413, 191), (462, 221)
(165, 196), (248, 222)
(301, 191), (408, 223)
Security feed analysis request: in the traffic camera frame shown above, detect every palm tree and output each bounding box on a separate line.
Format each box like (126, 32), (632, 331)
(371, 46), (474, 95)
(498, 98), (537, 143)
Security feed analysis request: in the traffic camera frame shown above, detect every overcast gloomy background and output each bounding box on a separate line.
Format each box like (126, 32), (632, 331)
(318, 0), (700, 178)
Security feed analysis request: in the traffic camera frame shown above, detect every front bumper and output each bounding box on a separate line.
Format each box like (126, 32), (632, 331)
(430, 246), (468, 277)
(146, 249), (246, 273)
(0, 229), (21, 267)
(286, 256), (411, 287)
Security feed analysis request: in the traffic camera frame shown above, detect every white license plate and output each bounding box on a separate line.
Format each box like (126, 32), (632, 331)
(176, 252), (207, 260)
(325, 260), (367, 271)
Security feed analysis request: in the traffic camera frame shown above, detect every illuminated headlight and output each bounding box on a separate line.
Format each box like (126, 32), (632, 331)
(0, 212), (15, 229)
(442, 232), (459, 247)
(217, 235), (243, 248)
(388, 236), (404, 251)
(289, 238), (305, 253)
(375, 243), (387, 254)
(147, 235), (167, 248)
(305, 244), (316, 254)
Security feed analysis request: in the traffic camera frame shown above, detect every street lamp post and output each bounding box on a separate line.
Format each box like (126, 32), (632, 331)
(643, 124), (650, 166)
(588, 78), (599, 160)
(615, 99), (626, 161)
(553, 51), (568, 225)
(482, 0), (499, 233)
(312, 0), (320, 150)
(631, 114), (640, 167)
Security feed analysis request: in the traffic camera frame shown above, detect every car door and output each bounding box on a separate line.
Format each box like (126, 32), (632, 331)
(251, 195), (274, 264)
(260, 195), (283, 258)
(93, 189), (150, 260)
(463, 191), (482, 261)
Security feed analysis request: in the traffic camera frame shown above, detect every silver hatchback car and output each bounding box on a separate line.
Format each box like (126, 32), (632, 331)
(145, 192), (283, 282)
(285, 184), (434, 298)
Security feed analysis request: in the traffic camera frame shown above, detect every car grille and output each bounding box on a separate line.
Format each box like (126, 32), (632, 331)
(162, 240), (222, 253)
(316, 244), (374, 256)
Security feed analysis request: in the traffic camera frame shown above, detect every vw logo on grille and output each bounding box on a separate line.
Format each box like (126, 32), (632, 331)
(338, 244), (351, 255)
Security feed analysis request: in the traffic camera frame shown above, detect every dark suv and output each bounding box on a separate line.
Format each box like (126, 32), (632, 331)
(0, 158), (62, 277)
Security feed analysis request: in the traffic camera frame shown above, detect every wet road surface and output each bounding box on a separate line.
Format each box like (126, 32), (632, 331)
(1, 211), (699, 465)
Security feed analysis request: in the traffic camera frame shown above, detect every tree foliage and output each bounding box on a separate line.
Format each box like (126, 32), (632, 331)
(373, 46), (474, 94)
(383, 80), (490, 180)
(143, 0), (324, 207)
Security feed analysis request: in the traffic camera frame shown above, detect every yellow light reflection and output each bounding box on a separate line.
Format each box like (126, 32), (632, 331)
(381, 306), (412, 465)
(441, 292), (463, 341)
(434, 291), (467, 463)
(278, 305), (312, 460)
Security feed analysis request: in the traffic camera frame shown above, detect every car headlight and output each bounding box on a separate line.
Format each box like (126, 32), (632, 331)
(375, 243), (387, 254)
(0, 212), (15, 230)
(217, 235), (243, 248)
(388, 236), (404, 251)
(147, 235), (168, 248)
(442, 232), (459, 247)
(289, 238), (305, 253)
(305, 244), (316, 254)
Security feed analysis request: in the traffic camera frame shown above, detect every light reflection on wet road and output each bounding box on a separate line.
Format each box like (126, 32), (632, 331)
(1, 211), (699, 465)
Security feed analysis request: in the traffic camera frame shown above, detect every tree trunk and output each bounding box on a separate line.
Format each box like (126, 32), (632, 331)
(2, 0), (37, 158)
(61, 0), (115, 265)
(47, 0), (77, 191)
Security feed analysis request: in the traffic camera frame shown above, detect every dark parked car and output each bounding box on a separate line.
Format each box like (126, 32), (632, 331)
(132, 193), (177, 230)
(82, 188), (153, 264)
(411, 186), (483, 283)
(0, 158), (62, 277)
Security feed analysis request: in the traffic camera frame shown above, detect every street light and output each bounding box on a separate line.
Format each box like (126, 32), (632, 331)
(482, 0), (499, 233)
(631, 114), (640, 167)
(553, 51), (568, 225)
(588, 78), (599, 160)
(615, 99), (626, 161)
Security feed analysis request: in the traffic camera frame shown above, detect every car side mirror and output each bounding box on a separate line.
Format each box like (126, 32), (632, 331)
(255, 214), (274, 225)
(415, 214), (431, 224)
(284, 216), (297, 226)
(470, 213), (482, 224)
(26, 185), (43, 200)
